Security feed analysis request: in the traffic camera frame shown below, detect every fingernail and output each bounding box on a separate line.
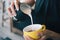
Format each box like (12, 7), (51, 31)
(14, 0), (16, 2)
(42, 36), (46, 38)
(13, 17), (17, 20)
(17, 8), (19, 11)
(14, 14), (17, 16)
(41, 36), (46, 40)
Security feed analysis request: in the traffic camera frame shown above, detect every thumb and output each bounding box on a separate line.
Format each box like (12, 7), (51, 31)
(39, 36), (46, 40)
(23, 35), (33, 40)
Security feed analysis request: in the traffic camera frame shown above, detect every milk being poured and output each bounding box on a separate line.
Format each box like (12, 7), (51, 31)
(20, 4), (33, 24)
(28, 13), (33, 25)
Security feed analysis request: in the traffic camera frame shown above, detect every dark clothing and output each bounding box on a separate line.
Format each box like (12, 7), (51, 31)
(13, 0), (60, 33)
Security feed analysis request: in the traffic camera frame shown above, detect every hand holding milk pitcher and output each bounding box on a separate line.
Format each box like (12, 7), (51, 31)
(7, 0), (35, 18)
(8, 0), (34, 24)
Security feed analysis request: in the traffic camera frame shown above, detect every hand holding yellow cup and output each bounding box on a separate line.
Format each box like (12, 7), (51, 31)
(23, 24), (46, 40)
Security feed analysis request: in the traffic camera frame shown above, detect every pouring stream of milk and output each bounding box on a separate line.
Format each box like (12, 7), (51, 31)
(28, 13), (33, 25)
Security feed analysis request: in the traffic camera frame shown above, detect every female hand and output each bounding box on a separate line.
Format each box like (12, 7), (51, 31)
(23, 32), (46, 40)
(7, 0), (19, 17)
(24, 35), (45, 40)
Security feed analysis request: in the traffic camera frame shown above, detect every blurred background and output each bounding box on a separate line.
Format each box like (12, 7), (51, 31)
(0, 0), (24, 40)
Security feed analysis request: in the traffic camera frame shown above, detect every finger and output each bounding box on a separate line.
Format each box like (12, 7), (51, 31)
(24, 36), (28, 40)
(39, 36), (46, 40)
(14, 0), (19, 11)
(24, 35), (33, 40)
(26, 36), (33, 40)
(7, 7), (13, 17)
(10, 2), (16, 16)
(37, 32), (43, 38)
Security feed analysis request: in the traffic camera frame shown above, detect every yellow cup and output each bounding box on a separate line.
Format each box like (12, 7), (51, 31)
(23, 24), (46, 40)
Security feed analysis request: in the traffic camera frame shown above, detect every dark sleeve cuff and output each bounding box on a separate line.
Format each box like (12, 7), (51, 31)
(13, 10), (31, 22)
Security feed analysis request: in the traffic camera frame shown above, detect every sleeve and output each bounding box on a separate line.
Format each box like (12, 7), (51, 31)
(12, 10), (32, 31)
(13, 10), (28, 22)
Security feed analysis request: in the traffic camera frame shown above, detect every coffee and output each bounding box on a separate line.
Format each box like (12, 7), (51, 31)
(28, 30), (33, 32)
(28, 30), (35, 32)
